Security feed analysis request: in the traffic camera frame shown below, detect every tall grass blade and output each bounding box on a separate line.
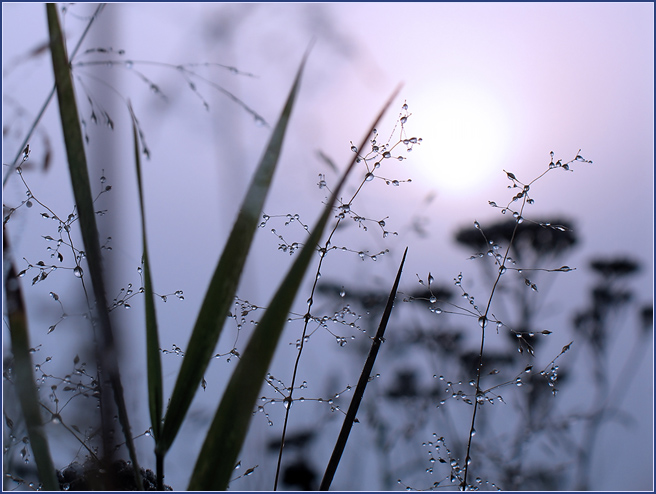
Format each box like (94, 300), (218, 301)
(130, 105), (164, 488)
(320, 247), (408, 490)
(130, 106), (163, 442)
(187, 86), (402, 491)
(158, 47), (311, 456)
(46, 4), (142, 487)
(3, 233), (60, 491)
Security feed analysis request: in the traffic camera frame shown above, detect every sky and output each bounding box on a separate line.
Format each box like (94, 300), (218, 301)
(2, 2), (654, 491)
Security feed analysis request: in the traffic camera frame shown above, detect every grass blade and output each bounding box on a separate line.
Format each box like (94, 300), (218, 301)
(3, 233), (60, 491)
(187, 86), (402, 491)
(131, 105), (165, 489)
(130, 105), (163, 441)
(320, 247), (408, 490)
(157, 47), (311, 456)
(46, 4), (142, 486)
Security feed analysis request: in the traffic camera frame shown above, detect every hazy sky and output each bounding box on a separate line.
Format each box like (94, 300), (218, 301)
(3, 2), (653, 491)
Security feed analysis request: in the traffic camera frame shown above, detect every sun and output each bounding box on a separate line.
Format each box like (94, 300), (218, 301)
(410, 81), (511, 197)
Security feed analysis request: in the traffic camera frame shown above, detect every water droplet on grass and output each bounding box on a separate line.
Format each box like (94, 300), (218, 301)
(73, 266), (83, 278)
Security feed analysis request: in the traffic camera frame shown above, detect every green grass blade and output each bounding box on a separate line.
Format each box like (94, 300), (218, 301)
(320, 247), (408, 490)
(46, 4), (142, 486)
(4, 233), (60, 491)
(131, 106), (165, 489)
(187, 86), (402, 491)
(130, 106), (163, 442)
(157, 48), (311, 456)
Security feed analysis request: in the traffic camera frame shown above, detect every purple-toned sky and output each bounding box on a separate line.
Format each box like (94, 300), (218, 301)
(3, 3), (653, 491)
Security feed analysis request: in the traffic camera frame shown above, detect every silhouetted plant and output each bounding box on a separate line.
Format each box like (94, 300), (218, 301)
(569, 256), (651, 490)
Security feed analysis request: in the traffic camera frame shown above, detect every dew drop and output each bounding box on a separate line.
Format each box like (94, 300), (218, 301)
(73, 266), (83, 278)
(365, 172), (374, 182)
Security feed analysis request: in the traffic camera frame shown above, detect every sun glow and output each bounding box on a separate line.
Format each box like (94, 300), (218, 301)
(411, 81), (511, 197)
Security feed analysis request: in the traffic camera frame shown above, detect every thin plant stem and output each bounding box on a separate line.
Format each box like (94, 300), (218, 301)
(3, 4), (105, 187)
(273, 92), (407, 490)
(461, 198), (527, 490)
